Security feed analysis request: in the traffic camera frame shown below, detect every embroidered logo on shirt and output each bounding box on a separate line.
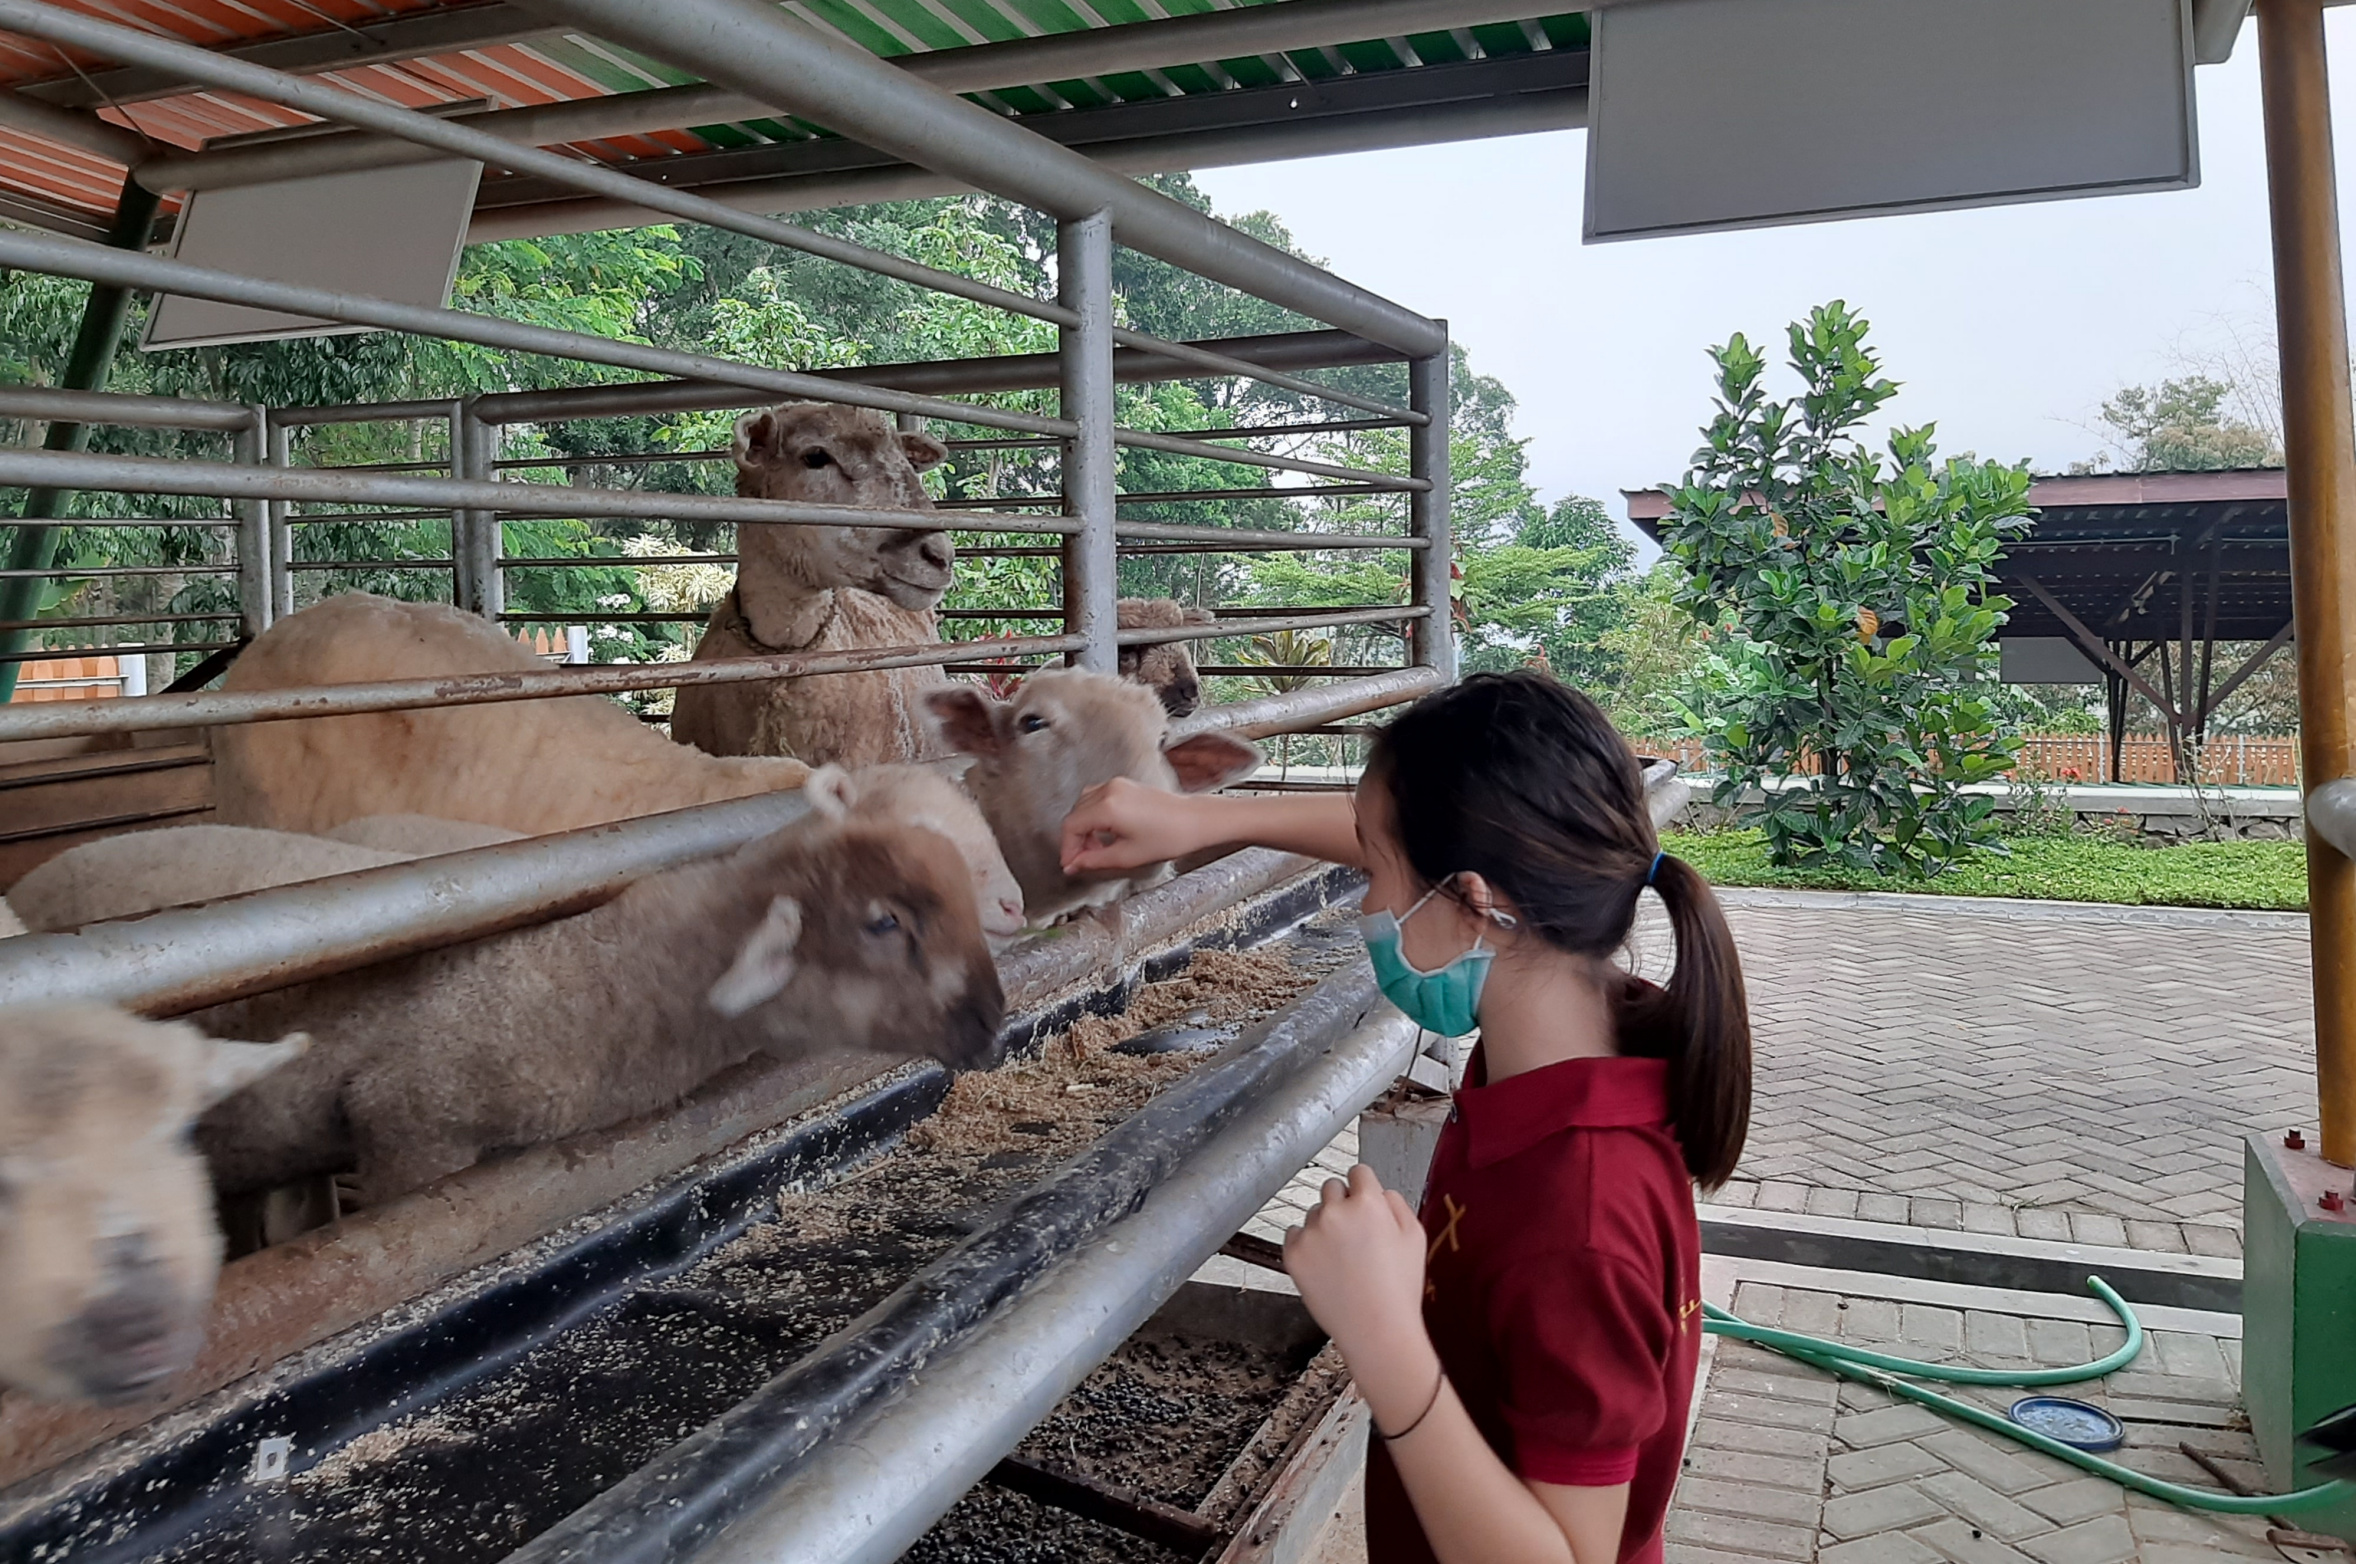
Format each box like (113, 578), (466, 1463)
(1678, 1297), (1702, 1334)
(1427, 1194), (1466, 1262)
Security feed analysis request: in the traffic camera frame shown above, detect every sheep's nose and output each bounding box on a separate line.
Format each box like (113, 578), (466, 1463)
(64, 1246), (191, 1402)
(994, 898), (1026, 931)
(1161, 678), (1200, 718)
(915, 531), (954, 573)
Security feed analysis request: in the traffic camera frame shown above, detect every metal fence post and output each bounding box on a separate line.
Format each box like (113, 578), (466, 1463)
(232, 405), (274, 638)
(453, 398), (502, 618)
(266, 412), (294, 621)
(1059, 211), (1117, 672)
(1408, 338), (1454, 681)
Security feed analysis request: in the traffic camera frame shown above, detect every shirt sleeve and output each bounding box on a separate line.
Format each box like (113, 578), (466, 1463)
(1486, 1248), (1674, 1486)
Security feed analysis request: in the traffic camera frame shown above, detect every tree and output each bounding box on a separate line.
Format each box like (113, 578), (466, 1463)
(2080, 375), (2280, 473)
(1659, 302), (2035, 874)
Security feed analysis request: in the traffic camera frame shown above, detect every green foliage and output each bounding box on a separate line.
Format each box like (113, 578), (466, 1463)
(1666, 826), (2307, 911)
(2084, 375), (2280, 473)
(1659, 302), (2036, 875)
(1595, 562), (1717, 736)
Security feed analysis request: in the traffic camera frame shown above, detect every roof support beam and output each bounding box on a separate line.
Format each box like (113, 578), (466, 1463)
(144, 0), (1576, 192)
(514, 0), (1448, 357)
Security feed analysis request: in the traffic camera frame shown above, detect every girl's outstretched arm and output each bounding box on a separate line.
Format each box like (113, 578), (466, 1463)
(1287, 1166), (1631, 1564)
(1060, 778), (1363, 876)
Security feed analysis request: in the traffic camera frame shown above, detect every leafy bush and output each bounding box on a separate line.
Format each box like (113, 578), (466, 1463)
(1658, 302), (2035, 875)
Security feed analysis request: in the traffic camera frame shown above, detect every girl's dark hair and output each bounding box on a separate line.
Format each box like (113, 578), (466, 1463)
(1366, 671), (1752, 1188)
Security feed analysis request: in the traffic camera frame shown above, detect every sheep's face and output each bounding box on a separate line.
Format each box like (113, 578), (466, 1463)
(925, 669), (1262, 922)
(733, 403), (955, 611)
(0, 1008), (303, 1404)
(806, 764), (1026, 941)
(710, 823), (1005, 1069)
(1114, 599), (1213, 718)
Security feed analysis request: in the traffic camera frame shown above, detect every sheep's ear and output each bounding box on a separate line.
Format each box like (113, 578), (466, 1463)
(1164, 732), (1262, 793)
(805, 764), (853, 821)
(899, 430), (950, 472)
(196, 1033), (308, 1108)
(1181, 605), (1217, 625)
(733, 409), (780, 471)
(710, 897), (804, 1018)
(925, 687), (1003, 758)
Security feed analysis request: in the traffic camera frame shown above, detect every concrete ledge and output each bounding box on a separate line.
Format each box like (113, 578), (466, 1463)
(1712, 885), (2308, 931)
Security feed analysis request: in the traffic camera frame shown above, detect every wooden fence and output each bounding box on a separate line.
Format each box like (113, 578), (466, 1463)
(1626, 732), (2304, 788)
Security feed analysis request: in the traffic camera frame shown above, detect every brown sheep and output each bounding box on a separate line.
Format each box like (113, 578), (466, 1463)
(210, 593), (811, 835)
(670, 404), (956, 767)
(1116, 597), (1215, 718)
(192, 815), (1003, 1207)
(0, 1006), (304, 1403)
(926, 668), (1261, 927)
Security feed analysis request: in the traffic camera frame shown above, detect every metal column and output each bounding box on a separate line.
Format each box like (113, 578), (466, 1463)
(0, 174), (162, 703)
(1059, 211), (1118, 672)
(1408, 343), (1455, 681)
(266, 413), (294, 621)
(452, 399), (502, 618)
(232, 406), (274, 639)
(2260, 0), (2356, 1162)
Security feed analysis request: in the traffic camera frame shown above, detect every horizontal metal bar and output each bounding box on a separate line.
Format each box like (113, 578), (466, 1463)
(0, 2), (1072, 332)
(1113, 519), (1421, 548)
(530, 0), (1446, 359)
(0, 610), (236, 631)
(0, 562), (235, 579)
(282, 559), (453, 572)
(492, 611), (703, 623)
(0, 639), (236, 667)
(504, 554), (736, 568)
(269, 399), (465, 427)
(0, 516), (233, 528)
(1112, 426), (1427, 488)
(0, 384), (256, 432)
(1107, 327), (1423, 423)
(0, 85), (153, 167)
(466, 330), (1401, 424)
(494, 450), (729, 471)
(1113, 606), (1426, 648)
(284, 510), (457, 524)
(0, 228), (1075, 438)
(1117, 483), (1395, 506)
(1169, 667), (1443, 741)
(0, 631), (1086, 743)
(0, 791), (813, 1017)
(1199, 665), (1410, 677)
(1161, 417), (1411, 440)
(0, 449), (1084, 537)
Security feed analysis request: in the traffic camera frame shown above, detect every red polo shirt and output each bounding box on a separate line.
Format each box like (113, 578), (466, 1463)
(1364, 1050), (1701, 1564)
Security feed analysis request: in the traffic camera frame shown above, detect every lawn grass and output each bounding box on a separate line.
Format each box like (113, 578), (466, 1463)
(1664, 828), (2310, 912)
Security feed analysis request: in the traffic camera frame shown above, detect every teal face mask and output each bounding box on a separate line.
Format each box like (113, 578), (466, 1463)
(1359, 881), (1512, 1038)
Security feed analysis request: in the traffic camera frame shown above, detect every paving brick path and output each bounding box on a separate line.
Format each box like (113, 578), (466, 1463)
(1674, 1270), (2274, 1564)
(1627, 893), (2319, 1256)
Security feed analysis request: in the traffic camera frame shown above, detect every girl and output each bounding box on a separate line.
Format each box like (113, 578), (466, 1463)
(1060, 671), (1751, 1564)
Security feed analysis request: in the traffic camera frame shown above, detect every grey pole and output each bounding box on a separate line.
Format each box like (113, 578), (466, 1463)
(1060, 212), (1118, 672)
(453, 399), (502, 618)
(1409, 344), (1456, 681)
(231, 407), (273, 637)
(265, 413), (294, 621)
(523, 0), (1446, 360)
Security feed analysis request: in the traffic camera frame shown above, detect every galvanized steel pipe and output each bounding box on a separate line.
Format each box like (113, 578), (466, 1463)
(0, 385), (255, 432)
(680, 1003), (1420, 1564)
(524, 0), (1448, 360)
(0, 228), (1075, 438)
(1168, 666), (1442, 741)
(1061, 212), (1119, 672)
(0, 792), (813, 1016)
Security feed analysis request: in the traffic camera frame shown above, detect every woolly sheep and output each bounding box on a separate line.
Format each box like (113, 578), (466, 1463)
(8, 826), (412, 933)
(0, 1005), (303, 1403)
(192, 814), (1003, 1206)
(210, 593), (811, 836)
(1115, 597), (1215, 718)
(320, 814), (527, 855)
(805, 763), (1026, 941)
(926, 668), (1261, 927)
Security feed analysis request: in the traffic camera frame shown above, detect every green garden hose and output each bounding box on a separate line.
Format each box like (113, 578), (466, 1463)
(1700, 1276), (2355, 1517)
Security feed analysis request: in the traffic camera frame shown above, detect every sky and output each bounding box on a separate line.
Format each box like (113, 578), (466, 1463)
(1193, 11), (2356, 548)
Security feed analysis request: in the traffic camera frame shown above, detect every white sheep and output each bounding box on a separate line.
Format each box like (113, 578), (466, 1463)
(210, 593), (812, 836)
(192, 813), (1004, 1206)
(8, 825), (412, 933)
(320, 814), (527, 854)
(0, 901), (24, 940)
(925, 668), (1261, 927)
(0, 1005), (303, 1404)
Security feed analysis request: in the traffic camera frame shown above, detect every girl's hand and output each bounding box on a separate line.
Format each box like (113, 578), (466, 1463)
(1060, 777), (1209, 875)
(1284, 1164), (1428, 1365)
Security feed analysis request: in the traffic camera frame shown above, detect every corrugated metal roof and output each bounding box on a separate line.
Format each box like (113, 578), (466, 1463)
(0, 0), (1586, 233)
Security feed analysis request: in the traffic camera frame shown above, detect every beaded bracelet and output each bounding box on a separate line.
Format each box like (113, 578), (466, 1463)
(1375, 1367), (1446, 1442)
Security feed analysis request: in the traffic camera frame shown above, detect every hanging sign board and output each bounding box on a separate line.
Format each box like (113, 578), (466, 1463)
(1584, 0), (2198, 243)
(142, 159), (481, 350)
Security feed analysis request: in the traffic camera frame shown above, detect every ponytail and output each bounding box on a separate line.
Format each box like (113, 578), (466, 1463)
(1370, 671), (1755, 1191)
(1636, 855), (1751, 1189)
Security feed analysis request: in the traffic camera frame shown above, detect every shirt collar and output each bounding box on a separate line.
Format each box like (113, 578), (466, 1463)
(1455, 1053), (1672, 1170)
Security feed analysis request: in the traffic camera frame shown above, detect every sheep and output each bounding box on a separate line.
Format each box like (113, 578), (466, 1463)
(8, 825), (413, 933)
(210, 593), (811, 836)
(321, 814), (527, 855)
(191, 813), (1004, 1207)
(1116, 597), (1215, 718)
(0, 901), (24, 939)
(805, 763), (1026, 942)
(925, 668), (1262, 927)
(670, 404), (956, 768)
(0, 1005), (304, 1403)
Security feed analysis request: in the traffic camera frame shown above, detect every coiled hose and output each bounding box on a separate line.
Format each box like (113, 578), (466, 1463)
(1702, 1276), (2352, 1516)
